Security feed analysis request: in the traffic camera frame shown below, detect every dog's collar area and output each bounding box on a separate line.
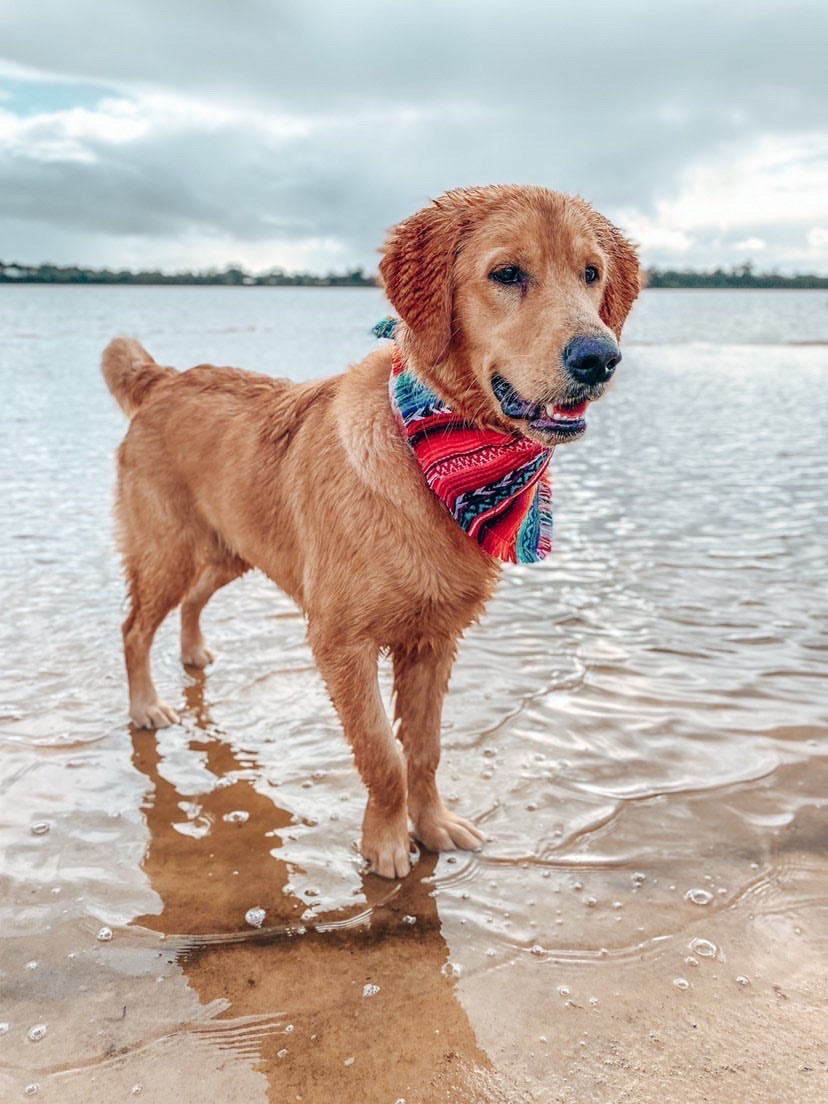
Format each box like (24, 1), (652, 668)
(386, 344), (554, 564)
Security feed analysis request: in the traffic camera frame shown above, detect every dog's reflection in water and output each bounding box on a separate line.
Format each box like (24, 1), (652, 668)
(130, 675), (494, 1104)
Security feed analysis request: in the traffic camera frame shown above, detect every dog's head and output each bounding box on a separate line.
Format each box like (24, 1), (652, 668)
(379, 185), (640, 446)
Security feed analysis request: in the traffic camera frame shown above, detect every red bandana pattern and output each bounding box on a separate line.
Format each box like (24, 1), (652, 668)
(388, 348), (554, 563)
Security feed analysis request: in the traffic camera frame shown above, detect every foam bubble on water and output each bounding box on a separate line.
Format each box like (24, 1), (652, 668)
(362, 984), (381, 998)
(245, 907), (266, 928)
(96, 927), (113, 942)
(285, 1024), (294, 1033)
(557, 985), (570, 997)
(735, 975), (751, 987)
(223, 810), (249, 824)
(25, 960), (38, 970)
(689, 937), (718, 958)
(131, 1087), (143, 1096)
(672, 977), (690, 990)
(24, 1084), (39, 1096)
(27, 1024), (47, 1042)
(632, 871), (647, 886)
(441, 961), (462, 978)
(684, 888), (714, 906)
(530, 944), (545, 957)
(30, 821), (51, 836)
(0, 1022), (9, 1035)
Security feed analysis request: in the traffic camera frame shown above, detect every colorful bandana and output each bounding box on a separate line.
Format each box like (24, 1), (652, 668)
(388, 347), (554, 563)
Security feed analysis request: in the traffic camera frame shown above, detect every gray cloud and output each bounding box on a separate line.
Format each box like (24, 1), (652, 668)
(1, 0), (826, 271)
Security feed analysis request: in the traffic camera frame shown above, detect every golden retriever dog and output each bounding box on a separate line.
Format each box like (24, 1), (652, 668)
(103, 185), (639, 878)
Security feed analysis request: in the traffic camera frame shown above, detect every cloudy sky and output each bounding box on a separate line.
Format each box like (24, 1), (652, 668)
(1, 0), (826, 275)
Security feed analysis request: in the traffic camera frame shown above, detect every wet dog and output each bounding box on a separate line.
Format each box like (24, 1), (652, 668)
(103, 185), (639, 877)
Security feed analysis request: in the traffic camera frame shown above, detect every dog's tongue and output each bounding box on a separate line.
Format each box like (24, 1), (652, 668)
(552, 400), (588, 417)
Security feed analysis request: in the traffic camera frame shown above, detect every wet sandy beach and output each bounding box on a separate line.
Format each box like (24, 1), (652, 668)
(1, 286), (827, 1102)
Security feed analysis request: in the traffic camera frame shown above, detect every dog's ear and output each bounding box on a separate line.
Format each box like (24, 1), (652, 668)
(596, 220), (641, 338)
(379, 199), (465, 367)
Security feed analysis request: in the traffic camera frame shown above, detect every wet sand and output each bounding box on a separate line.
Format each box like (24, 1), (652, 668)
(1, 287), (827, 1101)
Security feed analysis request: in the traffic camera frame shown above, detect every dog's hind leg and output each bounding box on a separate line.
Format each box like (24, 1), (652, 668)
(122, 545), (197, 729)
(392, 639), (485, 854)
(180, 555), (249, 668)
(310, 630), (411, 878)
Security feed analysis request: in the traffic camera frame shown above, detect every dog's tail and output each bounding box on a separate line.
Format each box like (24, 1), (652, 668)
(101, 337), (176, 418)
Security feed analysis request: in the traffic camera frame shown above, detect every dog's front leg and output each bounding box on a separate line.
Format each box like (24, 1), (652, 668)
(393, 640), (485, 855)
(310, 634), (411, 878)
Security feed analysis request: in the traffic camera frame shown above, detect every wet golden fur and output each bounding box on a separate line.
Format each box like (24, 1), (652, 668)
(103, 185), (640, 878)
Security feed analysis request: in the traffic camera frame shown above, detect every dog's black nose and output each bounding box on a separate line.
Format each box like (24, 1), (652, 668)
(563, 336), (621, 386)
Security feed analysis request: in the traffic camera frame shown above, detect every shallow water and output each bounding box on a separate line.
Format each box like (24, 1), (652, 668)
(1, 286), (827, 1102)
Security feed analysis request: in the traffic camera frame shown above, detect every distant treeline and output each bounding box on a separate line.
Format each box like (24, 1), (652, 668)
(0, 262), (378, 287)
(646, 263), (828, 289)
(2, 260), (827, 289)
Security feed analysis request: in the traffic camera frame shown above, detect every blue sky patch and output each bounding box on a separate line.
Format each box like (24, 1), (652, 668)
(0, 76), (117, 116)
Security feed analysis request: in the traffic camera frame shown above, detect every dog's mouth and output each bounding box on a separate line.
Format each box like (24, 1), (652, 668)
(491, 374), (589, 442)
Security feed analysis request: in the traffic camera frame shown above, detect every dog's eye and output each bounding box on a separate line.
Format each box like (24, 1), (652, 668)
(490, 265), (527, 286)
(584, 265), (600, 285)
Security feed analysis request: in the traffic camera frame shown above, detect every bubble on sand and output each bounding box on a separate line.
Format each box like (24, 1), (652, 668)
(30, 821), (51, 836)
(131, 1087), (143, 1096)
(27, 1024), (47, 1042)
(0, 1022), (9, 1035)
(684, 888), (714, 906)
(277, 1048), (288, 1058)
(96, 927), (113, 942)
(736, 975), (751, 987)
(672, 977), (690, 990)
(632, 871), (646, 886)
(25, 961), (38, 970)
(401, 915), (417, 925)
(24, 1085), (39, 1096)
(362, 984), (381, 998)
(245, 907), (266, 928)
(557, 985), (570, 997)
(530, 944), (545, 957)
(344, 1056), (355, 1066)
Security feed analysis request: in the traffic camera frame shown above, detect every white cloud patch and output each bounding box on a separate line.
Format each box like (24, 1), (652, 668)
(618, 132), (828, 270)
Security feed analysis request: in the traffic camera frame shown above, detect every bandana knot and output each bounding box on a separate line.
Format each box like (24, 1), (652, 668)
(388, 346), (554, 563)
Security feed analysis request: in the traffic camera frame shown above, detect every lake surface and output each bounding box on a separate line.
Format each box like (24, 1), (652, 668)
(1, 286), (827, 1102)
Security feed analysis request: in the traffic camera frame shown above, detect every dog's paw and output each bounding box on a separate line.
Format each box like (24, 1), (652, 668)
(412, 806), (485, 854)
(130, 698), (180, 729)
(363, 837), (412, 879)
(361, 802), (412, 878)
(181, 642), (216, 669)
